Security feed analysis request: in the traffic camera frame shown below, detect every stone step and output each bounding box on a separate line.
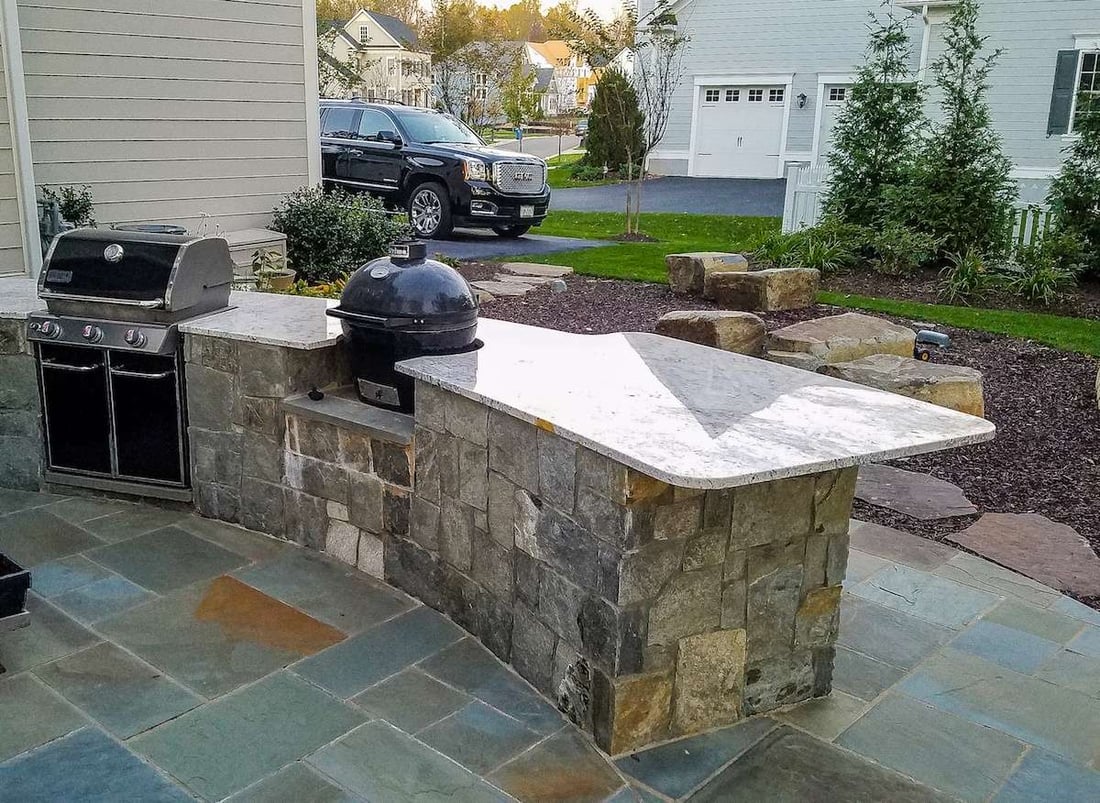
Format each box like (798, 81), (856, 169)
(767, 313), (915, 366)
(856, 463), (977, 521)
(706, 268), (819, 312)
(500, 262), (573, 278)
(666, 252), (749, 296)
(818, 354), (984, 417)
(655, 310), (766, 355)
(470, 280), (533, 297)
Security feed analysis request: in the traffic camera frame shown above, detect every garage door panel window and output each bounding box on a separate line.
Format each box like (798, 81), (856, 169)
(769, 88), (785, 103)
(828, 87), (847, 103)
(725, 89), (740, 102)
(748, 89), (763, 102)
(705, 89), (720, 103)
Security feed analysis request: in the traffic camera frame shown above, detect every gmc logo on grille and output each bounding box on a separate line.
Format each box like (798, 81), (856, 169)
(513, 171), (534, 181)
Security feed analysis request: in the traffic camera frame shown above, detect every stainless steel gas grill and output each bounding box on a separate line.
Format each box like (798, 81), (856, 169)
(26, 228), (234, 500)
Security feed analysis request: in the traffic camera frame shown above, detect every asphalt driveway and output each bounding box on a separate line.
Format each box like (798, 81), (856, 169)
(551, 176), (785, 217)
(426, 229), (610, 260)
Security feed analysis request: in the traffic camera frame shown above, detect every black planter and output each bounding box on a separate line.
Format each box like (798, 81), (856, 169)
(0, 553), (30, 619)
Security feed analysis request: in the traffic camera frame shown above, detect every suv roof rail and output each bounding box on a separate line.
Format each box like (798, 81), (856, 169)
(320, 97), (409, 106)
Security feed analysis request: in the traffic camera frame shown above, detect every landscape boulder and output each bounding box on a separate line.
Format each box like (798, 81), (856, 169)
(706, 268), (820, 312)
(655, 310), (767, 355)
(766, 313), (916, 372)
(818, 354), (985, 417)
(666, 252), (749, 296)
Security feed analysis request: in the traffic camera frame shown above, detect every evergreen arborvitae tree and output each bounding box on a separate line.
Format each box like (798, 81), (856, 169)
(909, 0), (1016, 257)
(583, 67), (644, 173)
(822, 10), (924, 226)
(1048, 97), (1100, 276)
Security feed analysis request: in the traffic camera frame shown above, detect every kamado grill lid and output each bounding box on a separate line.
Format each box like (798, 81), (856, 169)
(327, 241), (479, 333)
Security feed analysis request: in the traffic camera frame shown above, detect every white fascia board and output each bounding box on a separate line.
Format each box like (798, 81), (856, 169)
(693, 73), (794, 87)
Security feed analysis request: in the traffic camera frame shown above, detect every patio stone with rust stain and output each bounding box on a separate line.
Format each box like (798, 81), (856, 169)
(488, 728), (624, 802)
(949, 512), (1100, 598)
(855, 464), (977, 521)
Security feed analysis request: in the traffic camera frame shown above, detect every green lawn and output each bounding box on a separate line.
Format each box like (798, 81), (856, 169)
(546, 153), (618, 190)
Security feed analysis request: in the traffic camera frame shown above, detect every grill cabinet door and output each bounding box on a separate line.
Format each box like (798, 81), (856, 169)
(109, 353), (184, 484)
(39, 344), (113, 474)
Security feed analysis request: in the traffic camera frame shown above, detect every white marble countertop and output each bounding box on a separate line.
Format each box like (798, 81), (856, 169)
(0, 275), (45, 319)
(179, 291), (343, 350)
(398, 318), (996, 489)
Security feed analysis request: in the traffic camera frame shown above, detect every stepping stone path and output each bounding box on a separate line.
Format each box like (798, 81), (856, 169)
(666, 252), (748, 296)
(766, 313), (916, 372)
(949, 512), (1100, 598)
(655, 310), (766, 355)
(705, 267), (820, 312)
(471, 263), (572, 304)
(818, 354), (985, 417)
(856, 464), (978, 521)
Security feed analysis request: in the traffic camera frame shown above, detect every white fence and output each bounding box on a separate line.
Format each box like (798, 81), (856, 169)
(781, 164), (1056, 246)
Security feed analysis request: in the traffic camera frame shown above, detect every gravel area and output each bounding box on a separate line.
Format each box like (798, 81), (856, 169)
(471, 270), (1100, 595)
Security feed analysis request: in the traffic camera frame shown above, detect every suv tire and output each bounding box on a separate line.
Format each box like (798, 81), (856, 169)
(492, 225), (531, 239)
(408, 182), (453, 239)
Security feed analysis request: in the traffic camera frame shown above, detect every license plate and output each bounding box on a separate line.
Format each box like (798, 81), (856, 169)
(520, 205), (535, 218)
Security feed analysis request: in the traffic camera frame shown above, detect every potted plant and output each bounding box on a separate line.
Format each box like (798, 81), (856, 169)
(40, 184), (95, 227)
(252, 247), (296, 291)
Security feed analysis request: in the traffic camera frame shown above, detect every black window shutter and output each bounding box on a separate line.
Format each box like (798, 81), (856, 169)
(1047, 49), (1080, 135)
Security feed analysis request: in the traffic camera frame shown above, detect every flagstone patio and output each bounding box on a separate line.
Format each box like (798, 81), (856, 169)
(2, 488), (1100, 802)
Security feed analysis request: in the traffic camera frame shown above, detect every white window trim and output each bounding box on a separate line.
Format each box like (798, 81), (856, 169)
(687, 73), (795, 179)
(811, 73), (856, 165)
(1068, 46), (1100, 138)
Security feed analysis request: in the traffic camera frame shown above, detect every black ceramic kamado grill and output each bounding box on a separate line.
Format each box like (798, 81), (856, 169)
(327, 241), (479, 413)
(26, 228), (234, 500)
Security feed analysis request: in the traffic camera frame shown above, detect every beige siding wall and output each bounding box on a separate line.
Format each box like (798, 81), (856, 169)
(18, 0), (312, 232)
(0, 50), (25, 275)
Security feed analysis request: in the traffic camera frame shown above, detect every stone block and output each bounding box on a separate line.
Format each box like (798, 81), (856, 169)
(195, 481), (240, 523)
(445, 391), (488, 445)
(409, 496), (440, 551)
(731, 474), (814, 548)
(488, 409), (537, 491)
(372, 439), (412, 487)
(596, 546), (622, 603)
(826, 530), (850, 587)
(743, 651), (816, 715)
(818, 354), (985, 417)
(327, 500), (349, 522)
(471, 529), (515, 600)
(767, 313), (916, 370)
(237, 396), (280, 437)
(654, 496), (703, 541)
(0, 435), (42, 490)
(437, 431), (461, 499)
(239, 477), (285, 536)
(813, 468), (857, 537)
(199, 336), (238, 374)
(283, 488), (329, 549)
(618, 539), (684, 606)
(238, 344), (289, 397)
(243, 435), (284, 484)
(326, 520), (360, 565)
(191, 428), (242, 486)
(532, 507), (601, 591)
(708, 268), (820, 312)
(591, 670), (673, 754)
(556, 651), (593, 730)
(765, 350), (824, 372)
(538, 567), (586, 647)
(724, 547), (746, 582)
(537, 429), (577, 512)
(0, 319), (28, 355)
(283, 452), (348, 505)
(384, 536), (445, 611)
(414, 381), (446, 432)
(575, 489), (629, 549)
(746, 543), (804, 659)
(667, 252), (748, 296)
(501, 261), (573, 278)
(440, 495), (474, 571)
(721, 580), (747, 629)
(487, 471), (515, 548)
(413, 426), (440, 503)
(185, 365), (234, 431)
(357, 532), (384, 578)
(655, 311), (767, 355)
(473, 586), (513, 661)
(382, 484), (410, 536)
(647, 567), (722, 647)
(579, 596), (645, 674)
(0, 357), (38, 411)
(0, 408), (38, 438)
(672, 629), (747, 734)
(515, 551), (540, 610)
(348, 470), (384, 532)
(512, 604), (557, 693)
(703, 488), (733, 533)
(795, 585), (842, 648)
(294, 418), (340, 462)
(338, 430), (372, 473)
(683, 528), (728, 571)
(513, 488), (540, 557)
(802, 534), (828, 592)
(458, 439), (489, 510)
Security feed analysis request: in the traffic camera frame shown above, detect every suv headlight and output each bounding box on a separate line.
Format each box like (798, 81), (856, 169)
(462, 158), (488, 182)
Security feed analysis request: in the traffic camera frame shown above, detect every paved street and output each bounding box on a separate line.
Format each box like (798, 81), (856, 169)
(490, 134), (581, 160)
(552, 175), (786, 217)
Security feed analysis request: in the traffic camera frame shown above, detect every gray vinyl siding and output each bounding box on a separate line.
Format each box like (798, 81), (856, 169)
(17, 0), (311, 232)
(0, 53), (24, 275)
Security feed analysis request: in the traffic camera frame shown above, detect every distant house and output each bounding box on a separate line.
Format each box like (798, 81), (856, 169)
(641, 0), (1098, 181)
(0, 0), (320, 278)
(322, 10), (432, 106)
(527, 40), (594, 114)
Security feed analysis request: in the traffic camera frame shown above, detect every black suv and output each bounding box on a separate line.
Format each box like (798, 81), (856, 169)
(320, 100), (550, 239)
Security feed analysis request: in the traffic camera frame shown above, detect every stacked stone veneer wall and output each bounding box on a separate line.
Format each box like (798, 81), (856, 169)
(0, 319), (43, 490)
(386, 380), (857, 754)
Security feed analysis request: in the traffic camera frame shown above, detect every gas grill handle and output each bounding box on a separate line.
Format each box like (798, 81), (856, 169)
(109, 367), (174, 380)
(42, 360), (100, 373)
(39, 290), (164, 308)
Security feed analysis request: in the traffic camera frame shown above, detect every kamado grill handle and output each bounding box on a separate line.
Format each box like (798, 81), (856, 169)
(109, 368), (174, 381)
(326, 307), (419, 329)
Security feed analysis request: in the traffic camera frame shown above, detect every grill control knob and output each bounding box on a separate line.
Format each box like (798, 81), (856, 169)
(123, 328), (147, 348)
(37, 320), (62, 339)
(81, 324), (103, 344)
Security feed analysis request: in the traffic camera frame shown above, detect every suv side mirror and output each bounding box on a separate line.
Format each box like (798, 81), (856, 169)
(378, 130), (402, 147)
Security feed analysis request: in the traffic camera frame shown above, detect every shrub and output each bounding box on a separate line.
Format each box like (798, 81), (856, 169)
(41, 184), (95, 226)
(569, 163), (609, 183)
(939, 251), (989, 304)
(997, 243), (1078, 305)
(584, 67), (644, 174)
(270, 186), (408, 284)
(869, 224), (939, 276)
(753, 222), (862, 275)
(1047, 96), (1100, 277)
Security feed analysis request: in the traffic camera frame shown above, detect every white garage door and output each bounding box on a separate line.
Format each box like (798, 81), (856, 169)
(817, 84), (851, 162)
(693, 86), (787, 179)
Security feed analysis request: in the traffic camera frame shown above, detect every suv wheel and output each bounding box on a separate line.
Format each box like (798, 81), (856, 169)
(492, 225), (531, 239)
(408, 183), (452, 239)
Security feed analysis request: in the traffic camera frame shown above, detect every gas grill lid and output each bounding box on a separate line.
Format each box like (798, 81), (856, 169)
(39, 228), (233, 310)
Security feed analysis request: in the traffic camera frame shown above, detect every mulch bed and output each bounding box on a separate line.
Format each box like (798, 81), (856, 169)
(468, 269), (1100, 594)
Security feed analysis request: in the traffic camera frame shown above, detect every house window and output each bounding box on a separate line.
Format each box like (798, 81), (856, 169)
(359, 25), (369, 43)
(725, 89), (740, 102)
(828, 87), (847, 102)
(769, 88), (785, 103)
(705, 89), (720, 102)
(748, 89), (763, 102)
(1074, 51), (1100, 129)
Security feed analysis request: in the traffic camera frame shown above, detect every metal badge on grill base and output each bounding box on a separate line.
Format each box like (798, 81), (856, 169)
(358, 378), (401, 408)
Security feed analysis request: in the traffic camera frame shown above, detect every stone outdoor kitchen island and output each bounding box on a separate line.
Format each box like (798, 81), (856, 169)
(390, 319), (994, 754)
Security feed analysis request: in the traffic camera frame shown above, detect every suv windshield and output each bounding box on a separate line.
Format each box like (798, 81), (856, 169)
(392, 109), (482, 145)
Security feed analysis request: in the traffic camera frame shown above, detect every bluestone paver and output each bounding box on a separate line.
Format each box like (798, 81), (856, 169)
(843, 549), (888, 586)
(774, 690), (869, 741)
(981, 598), (1086, 643)
(351, 667), (471, 732)
(0, 673), (86, 762)
(30, 554), (112, 598)
(850, 564), (1000, 629)
(79, 505), (188, 542)
(935, 552), (1061, 608)
(831, 646), (908, 701)
(1067, 625), (1100, 658)
(46, 496), (130, 526)
(228, 761), (358, 802)
(993, 747), (1100, 803)
(0, 487), (63, 515)
(88, 526), (248, 593)
(950, 619), (1063, 674)
(0, 595), (99, 674)
(1053, 595), (1100, 627)
(490, 728), (625, 802)
(418, 700), (543, 773)
(839, 595), (955, 668)
(0, 509), (103, 566)
(51, 574), (155, 624)
(1034, 649), (1100, 697)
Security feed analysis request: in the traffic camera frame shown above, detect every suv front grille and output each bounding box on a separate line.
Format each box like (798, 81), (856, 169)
(492, 161), (546, 194)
